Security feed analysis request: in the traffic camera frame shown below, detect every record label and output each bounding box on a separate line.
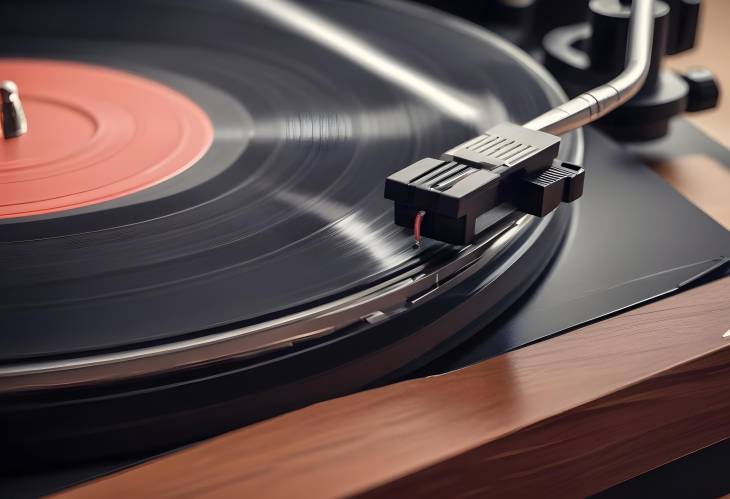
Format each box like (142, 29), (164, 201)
(0, 59), (213, 218)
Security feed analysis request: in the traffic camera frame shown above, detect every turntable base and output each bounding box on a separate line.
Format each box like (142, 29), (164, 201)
(52, 1), (730, 494)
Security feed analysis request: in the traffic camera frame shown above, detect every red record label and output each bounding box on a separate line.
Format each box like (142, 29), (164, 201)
(0, 59), (214, 218)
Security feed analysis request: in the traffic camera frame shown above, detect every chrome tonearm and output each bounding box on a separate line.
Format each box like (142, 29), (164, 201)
(385, 0), (656, 245)
(523, 0), (655, 135)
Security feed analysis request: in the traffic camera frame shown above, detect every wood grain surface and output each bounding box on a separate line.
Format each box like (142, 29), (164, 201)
(666, 0), (730, 146)
(656, 0), (730, 228)
(652, 154), (730, 228)
(59, 0), (730, 497)
(57, 277), (730, 499)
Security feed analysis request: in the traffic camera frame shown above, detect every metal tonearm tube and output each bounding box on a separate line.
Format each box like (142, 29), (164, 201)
(523, 0), (655, 135)
(385, 0), (657, 245)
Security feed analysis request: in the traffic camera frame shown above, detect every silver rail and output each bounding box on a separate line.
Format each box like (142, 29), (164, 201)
(523, 0), (655, 136)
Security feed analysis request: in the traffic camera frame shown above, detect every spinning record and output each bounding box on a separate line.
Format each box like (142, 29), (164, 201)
(0, 0), (580, 466)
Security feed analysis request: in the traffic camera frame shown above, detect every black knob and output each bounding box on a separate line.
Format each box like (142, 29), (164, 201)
(487, 0), (537, 25)
(587, 0), (670, 89)
(665, 0), (701, 54)
(681, 67), (720, 112)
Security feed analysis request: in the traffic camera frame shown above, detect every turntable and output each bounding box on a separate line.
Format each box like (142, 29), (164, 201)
(0, 0), (729, 497)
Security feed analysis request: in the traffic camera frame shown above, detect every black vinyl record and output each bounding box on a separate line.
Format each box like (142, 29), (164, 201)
(0, 0), (580, 466)
(0, 0), (578, 360)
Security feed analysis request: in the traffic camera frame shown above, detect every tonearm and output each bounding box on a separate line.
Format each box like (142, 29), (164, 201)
(385, 0), (655, 245)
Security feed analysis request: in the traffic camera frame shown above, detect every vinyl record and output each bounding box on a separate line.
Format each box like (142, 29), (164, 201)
(0, 0), (581, 466)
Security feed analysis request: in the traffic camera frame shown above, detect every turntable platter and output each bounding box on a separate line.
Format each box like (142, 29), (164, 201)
(0, 0), (582, 467)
